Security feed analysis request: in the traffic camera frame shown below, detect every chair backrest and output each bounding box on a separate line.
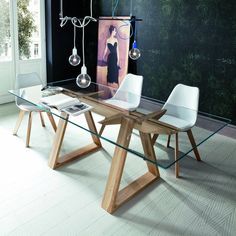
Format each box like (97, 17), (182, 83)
(112, 73), (143, 109)
(15, 72), (42, 89)
(15, 72), (42, 106)
(163, 84), (199, 125)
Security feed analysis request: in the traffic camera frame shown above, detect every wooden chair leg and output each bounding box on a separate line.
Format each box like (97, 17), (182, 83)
(187, 129), (201, 161)
(47, 113), (57, 132)
(151, 134), (159, 145)
(13, 110), (25, 135)
(26, 112), (33, 147)
(39, 112), (45, 127)
(175, 133), (179, 178)
(167, 134), (171, 147)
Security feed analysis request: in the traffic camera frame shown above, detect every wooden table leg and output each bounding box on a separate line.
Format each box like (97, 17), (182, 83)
(167, 134), (171, 147)
(47, 113), (57, 132)
(48, 111), (102, 169)
(151, 133), (159, 145)
(48, 112), (68, 169)
(84, 111), (101, 147)
(102, 118), (160, 214)
(101, 117), (134, 213)
(139, 132), (160, 177)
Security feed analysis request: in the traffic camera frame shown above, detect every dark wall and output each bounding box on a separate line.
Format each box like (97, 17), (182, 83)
(46, 0), (236, 124)
(99, 0), (236, 124)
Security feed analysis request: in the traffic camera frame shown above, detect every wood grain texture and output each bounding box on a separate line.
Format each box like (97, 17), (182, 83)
(47, 112), (57, 132)
(84, 111), (101, 147)
(101, 117), (134, 213)
(115, 172), (159, 209)
(56, 143), (101, 168)
(48, 112), (69, 169)
(48, 111), (101, 170)
(139, 132), (159, 176)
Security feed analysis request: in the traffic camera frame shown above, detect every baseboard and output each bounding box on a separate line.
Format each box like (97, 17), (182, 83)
(0, 94), (14, 104)
(219, 124), (236, 139)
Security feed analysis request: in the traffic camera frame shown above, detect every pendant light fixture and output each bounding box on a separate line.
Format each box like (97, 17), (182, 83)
(69, 21), (81, 66)
(128, 0), (141, 60)
(129, 40), (141, 60)
(59, 0), (95, 87)
(129, 22), (141, 60)
(76, 24), (91, 88)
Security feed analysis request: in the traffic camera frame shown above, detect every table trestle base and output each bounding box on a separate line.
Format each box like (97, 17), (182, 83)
(48, 111), (102, 169)
(101, 117), (160, 214)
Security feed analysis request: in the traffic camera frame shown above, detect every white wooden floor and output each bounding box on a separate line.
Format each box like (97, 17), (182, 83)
(0, 103), (235, 236)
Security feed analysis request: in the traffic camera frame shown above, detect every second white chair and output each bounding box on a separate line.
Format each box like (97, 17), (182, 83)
(104, 73), (143, 111)
(99, 73), (143, 135)
(152, 83), (201, 177)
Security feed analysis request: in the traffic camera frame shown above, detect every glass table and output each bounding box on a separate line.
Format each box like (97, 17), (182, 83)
(9, 78), (231, 213)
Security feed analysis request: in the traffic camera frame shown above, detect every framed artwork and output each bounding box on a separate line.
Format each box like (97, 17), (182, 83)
(96, 17), (131, 88)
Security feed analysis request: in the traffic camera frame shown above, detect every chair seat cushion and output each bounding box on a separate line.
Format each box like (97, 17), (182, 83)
(18, 104), (42, 112)
(159, 114), (193, 131)
(104, 99), (138, 111)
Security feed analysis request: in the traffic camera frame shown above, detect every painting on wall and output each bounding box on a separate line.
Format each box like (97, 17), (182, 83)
(96, 17), (131, 88)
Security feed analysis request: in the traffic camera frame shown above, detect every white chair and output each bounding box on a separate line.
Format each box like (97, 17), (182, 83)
(13, 72), (57, 147)
(104, 73), (143, 111)
(99, 73), (143, 135)
(153, 83), (201, 177)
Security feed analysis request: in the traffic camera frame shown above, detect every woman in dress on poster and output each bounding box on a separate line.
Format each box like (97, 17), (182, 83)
(103, 25), (120, 87)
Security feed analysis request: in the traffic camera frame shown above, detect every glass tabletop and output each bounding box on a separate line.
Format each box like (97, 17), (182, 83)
(9, 78), (231, 169)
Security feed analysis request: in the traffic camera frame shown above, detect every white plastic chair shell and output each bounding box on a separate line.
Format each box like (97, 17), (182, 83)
(15, 72), (43, 111)
(159, 84), (199, 131)
(104, 73), (143, 111)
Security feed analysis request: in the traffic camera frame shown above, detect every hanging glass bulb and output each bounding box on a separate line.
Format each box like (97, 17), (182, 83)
(129, 40), (141, 60)
(69, 47), (81, 66)
(76, 65), (91, 88)
(69, 23), (80, 66)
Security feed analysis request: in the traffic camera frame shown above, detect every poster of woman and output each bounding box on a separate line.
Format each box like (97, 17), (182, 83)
(96, 17), (131, 88)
